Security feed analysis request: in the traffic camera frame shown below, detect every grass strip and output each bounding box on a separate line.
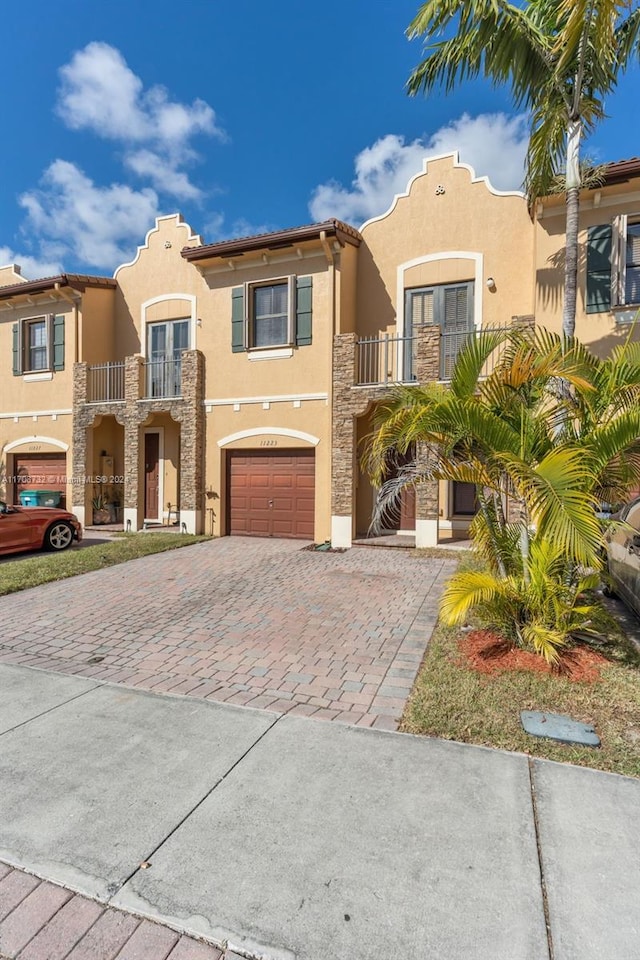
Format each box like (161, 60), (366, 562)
(401, 617), (640, 778)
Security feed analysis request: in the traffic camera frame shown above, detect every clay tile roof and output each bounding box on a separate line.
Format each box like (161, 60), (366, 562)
(181, 219), (362, 262)
(602, 158), (640, 184)
(0, 273), (116, 300)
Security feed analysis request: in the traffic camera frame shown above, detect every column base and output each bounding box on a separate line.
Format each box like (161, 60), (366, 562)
(331, 515), (352, 549)
(123, 508), (139, 533)
(179, 509), (201, 535)
(415, 518), (439, 548)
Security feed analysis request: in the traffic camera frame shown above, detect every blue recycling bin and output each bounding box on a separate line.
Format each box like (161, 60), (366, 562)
(19, 490), (62, 507)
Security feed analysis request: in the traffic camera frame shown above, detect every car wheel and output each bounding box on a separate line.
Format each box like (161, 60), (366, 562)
(44, 521), (74, 551)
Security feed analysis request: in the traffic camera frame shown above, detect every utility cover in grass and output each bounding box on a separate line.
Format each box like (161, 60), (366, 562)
(520, 710), (601, 747)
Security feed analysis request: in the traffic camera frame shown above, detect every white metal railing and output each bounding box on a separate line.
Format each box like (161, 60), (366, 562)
(355, 334), (416, 385)
(144, 357), (182, 399)
(87, 362), (125, 402)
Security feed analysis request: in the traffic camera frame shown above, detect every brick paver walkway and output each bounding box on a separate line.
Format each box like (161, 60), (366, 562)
(0, 861), (241, 959)
(0, 538), (454, 729)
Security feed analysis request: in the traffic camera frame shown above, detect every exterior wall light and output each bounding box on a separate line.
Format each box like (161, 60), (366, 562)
(486, 277), (496, 290)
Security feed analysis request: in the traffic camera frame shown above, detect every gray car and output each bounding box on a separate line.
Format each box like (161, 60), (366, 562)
(604, 497), (640, 618)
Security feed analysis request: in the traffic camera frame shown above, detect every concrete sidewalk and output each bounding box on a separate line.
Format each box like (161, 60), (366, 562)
(1, 664), (638, 960)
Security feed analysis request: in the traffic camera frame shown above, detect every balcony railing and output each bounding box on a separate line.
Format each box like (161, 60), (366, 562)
(355, 328), (507, 385)
(87, 362), (125, 402)
(144, 356), (182, 399)
(355, 334), (416, 386)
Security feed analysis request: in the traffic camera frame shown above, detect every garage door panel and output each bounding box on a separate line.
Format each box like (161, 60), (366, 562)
(228, 450), (315, 540)
(14, 454), (67, 507)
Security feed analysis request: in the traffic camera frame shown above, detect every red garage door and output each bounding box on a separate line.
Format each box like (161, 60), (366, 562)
(228, 450), (315, 539)
(13, 453), (67, 507)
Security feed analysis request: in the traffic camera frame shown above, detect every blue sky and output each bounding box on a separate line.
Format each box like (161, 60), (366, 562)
(2, 0), (639, 278)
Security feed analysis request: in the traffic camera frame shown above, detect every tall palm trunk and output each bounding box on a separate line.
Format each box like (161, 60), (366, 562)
(563, 119), (582, 339)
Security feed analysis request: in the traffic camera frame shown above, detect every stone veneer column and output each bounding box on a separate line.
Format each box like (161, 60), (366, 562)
(414, 325), (442, 383)
(415, 442), (440, 548)
(331, 333), (358, 548)
(123, 356), (144, 532)
(414, 327), (442, 546)
(178, 350), (205, 534)
(71, 362), (90, 525)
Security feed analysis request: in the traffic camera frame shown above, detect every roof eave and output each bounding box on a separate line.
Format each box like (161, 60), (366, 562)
(181, 219), (362, 264)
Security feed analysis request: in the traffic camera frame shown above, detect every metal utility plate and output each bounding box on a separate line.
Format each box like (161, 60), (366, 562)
(521, 710), (601, 747)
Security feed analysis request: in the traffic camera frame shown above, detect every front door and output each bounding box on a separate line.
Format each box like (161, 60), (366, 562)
(144, 433), (160, 521)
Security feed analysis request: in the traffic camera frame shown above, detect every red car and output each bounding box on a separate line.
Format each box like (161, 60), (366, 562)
(0, 501), (82, 556)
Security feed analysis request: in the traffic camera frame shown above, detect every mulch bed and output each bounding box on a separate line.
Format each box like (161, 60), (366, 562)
(459, 629), (609, 682)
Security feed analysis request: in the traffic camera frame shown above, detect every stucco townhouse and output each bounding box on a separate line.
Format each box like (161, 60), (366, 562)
(1, 152), (639, 547)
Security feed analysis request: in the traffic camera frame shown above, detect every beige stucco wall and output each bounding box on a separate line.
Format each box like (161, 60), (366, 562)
(0, 297), (78, 505)
(205, 399), (330, 540)
(535, 181), (640, 356)
(110, 214), (341, 540)
(356, 153), (535, 338)
(81, 288), (116, 365)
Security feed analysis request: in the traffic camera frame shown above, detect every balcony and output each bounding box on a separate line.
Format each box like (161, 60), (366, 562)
(144, 356), (182, 399)
(354, 327), (505, 386)
(355, 334), (415, 385)
(87, 362), (125, 402)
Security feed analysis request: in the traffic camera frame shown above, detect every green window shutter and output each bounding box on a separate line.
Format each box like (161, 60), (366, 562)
(231, 286), (245, 353)
(586, 224), (613, 313)
(295, 275), (313, 346)
(52, 315), (65, 370)
(12, 323), (21, 376)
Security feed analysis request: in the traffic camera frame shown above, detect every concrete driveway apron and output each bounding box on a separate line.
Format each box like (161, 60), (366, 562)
(0, 538), (455, 729)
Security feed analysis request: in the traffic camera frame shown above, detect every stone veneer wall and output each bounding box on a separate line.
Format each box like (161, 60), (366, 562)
(72, 351), (205, 528)
(331, 327), (441, 532)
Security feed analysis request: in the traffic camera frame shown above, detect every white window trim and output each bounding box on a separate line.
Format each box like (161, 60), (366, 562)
(20, 314), (52, 374)
(247, 347), (293, 361)
(397, 252), (483, 340)
(23, 372), (53, 382)
(245, 276), (295, 351)
(140, 294), (196, 358)
(612, 213), (640, 308)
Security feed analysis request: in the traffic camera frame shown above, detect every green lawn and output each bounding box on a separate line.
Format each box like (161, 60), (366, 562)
(0, 533), (209, 596)
(402, 561), (640, 779)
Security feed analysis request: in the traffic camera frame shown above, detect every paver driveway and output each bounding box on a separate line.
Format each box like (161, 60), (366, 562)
(0, 538), (455, 728)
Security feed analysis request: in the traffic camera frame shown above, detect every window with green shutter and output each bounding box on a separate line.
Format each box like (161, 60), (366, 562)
(12, 323), (21, 376)
(233, 276), (313, 352)
(12, 313), (64, 374)
(52, 315), (65, 371)
(295, 276), (313, 345)
(586, 224), (613, 313)
(231, 286), (245, 352)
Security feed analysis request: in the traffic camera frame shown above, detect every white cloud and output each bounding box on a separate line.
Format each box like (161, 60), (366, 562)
(57, 42), (225, 200)
(19, 160), (160, 271)
(309, 113), (528, 224)
(0, 247), (63, 281)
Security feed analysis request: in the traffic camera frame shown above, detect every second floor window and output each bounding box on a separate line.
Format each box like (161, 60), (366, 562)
(405, 281), (474, 380)
(12, 314), (65, 377)
(625, 222), (640, 304)
(146, 318), (189, 398)
(251, 282), (290, 348)
(25, 319), (48, 371)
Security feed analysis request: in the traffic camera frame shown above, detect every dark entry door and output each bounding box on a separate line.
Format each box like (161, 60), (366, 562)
(144, 433), (160, 520)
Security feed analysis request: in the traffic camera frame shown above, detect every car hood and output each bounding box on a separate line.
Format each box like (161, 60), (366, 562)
(18, 507), (78, 522)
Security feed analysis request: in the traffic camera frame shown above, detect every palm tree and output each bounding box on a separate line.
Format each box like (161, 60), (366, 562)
(406, 0), (640, 337)
(363, 326), (640, 660)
